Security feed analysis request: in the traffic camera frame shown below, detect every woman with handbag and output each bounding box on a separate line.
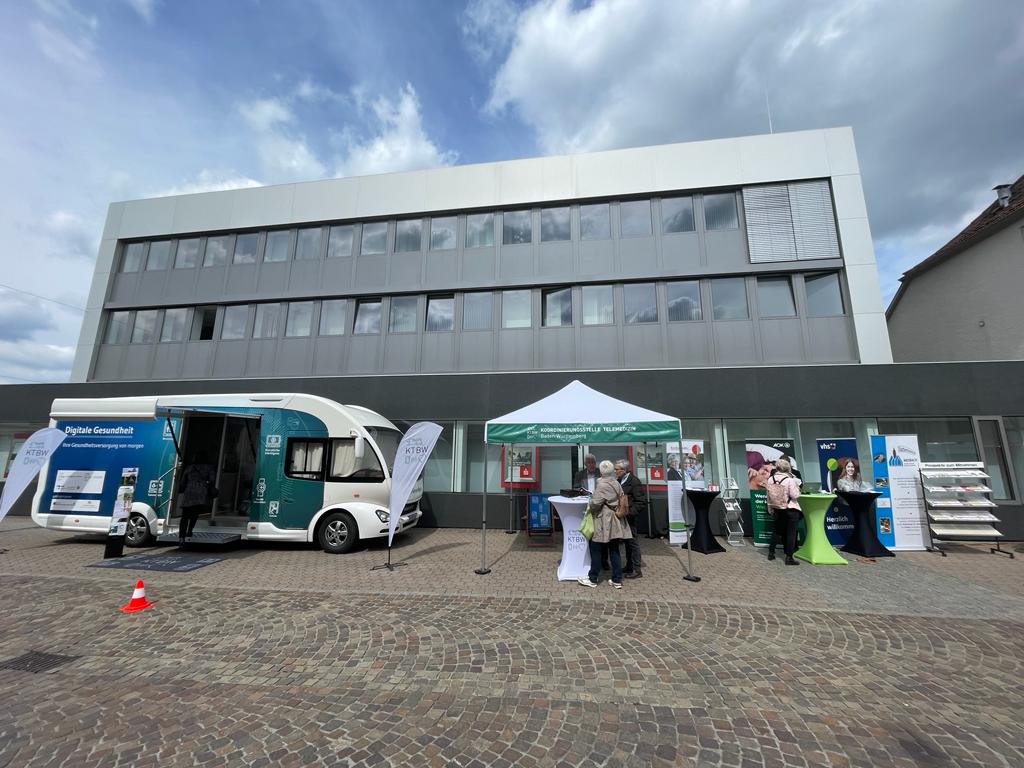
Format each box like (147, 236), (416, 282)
(766, 457), (802, 565)
(578, 460), (633, 589)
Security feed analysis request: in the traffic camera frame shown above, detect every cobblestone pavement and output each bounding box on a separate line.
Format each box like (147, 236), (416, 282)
(1, 518), (1022, 767)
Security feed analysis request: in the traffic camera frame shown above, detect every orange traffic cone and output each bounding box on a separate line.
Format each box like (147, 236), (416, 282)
(120, 579), (153, 612)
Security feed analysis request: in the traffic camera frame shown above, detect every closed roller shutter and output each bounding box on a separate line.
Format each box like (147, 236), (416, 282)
(742, 185), (797, 262)
(789, 180), (840, 260)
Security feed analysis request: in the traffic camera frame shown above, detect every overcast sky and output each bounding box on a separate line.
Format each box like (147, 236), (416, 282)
(1, 0), (1022, 383)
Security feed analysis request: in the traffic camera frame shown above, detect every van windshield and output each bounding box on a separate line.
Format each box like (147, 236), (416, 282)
(367, 427), (402, 473)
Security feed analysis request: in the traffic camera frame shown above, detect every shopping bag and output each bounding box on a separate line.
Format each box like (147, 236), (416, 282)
(579, 509), (595, 540)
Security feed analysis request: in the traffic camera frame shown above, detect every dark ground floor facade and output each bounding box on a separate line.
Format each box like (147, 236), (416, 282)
(3, 361), (1023, 539)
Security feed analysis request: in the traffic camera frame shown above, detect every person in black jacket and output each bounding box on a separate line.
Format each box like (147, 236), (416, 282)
(614, 459), (647, 578)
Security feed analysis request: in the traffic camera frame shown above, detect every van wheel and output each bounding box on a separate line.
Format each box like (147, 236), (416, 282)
(125, 513), (155, 547)
(318, 511), (358, 554)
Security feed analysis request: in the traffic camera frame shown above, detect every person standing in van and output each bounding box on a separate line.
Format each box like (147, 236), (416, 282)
(766, 458), (802, 565)
(179, 451), (217, 542)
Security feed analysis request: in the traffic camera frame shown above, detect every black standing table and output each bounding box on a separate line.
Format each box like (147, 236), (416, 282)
(685, 488), (725, 554)
(837, 490), (894, 558)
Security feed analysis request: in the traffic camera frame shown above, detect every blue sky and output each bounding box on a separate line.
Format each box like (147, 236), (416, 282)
(1, 0), (1022, 383)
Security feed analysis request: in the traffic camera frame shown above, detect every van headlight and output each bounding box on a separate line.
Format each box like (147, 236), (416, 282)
(375, 509), (390, 523)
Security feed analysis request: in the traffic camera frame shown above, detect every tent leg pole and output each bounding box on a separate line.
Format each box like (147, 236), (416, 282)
(506, 443), (517, 534)
(644, 441), (655, 539)
(475, 443), (491, 575)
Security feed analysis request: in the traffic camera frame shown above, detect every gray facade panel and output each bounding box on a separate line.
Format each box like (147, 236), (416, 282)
(538, 242), (573, 277)
(110, 273), (139, 304)
(388, 252), (423, 290)
(661, 233), (700, 274)
(195, 266), (228, 302)
(226, 264), (259, 297)
(166, 268), (197, 296)
(123, 345), (154, 379)
(538, 327), (574, 369)
(759, 318), (805, 363)
(423, 251), (458, 291)
(665, 323), (711, 367)
(622, 324), (664, 368)
(460, 248), (496, 284)
(382, 334), (419, 373)
(245, 339), (278, 377)
(93, 346), (124, 380)
(808, 316), (857, 362)
(459, 332), (495, 371)
(151, 344), (185, 379)
(713, 321), (758, 365)
(213, 340), (248, 378)
(705, 229), (747, 269)
(498, 329), (533, 370)
(322, 258), (353, 293)
(579, 326), (619, 368)
(354, 257), (387, 289)
(421, 333), (456, 373)
(620, 237), (657, 273)
(256, 262), (289, 297)
(278, 338), (312, 376)
(137, 271), (167, 303)
(312, 337), (347, 375)
(289, 259), (322, 293)
(498, 244), (533, 281)
(579, 241), (614, 276)
(347, 336), (382, 373)
(181, 342), (215, 378)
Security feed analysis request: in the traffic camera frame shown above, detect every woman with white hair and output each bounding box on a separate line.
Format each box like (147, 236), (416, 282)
(578, 459), (633, 589)
(765, 457), (802, 565)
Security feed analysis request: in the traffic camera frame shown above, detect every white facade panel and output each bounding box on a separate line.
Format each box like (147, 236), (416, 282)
(497, 157), (546, 205)
(171, 190), (236, 234)
(831, 173), (870, 221)
(653, 138), (743, 192)
(835, 217), (876, 266)
(823, 127), (860, 177)
(737, 131), (830, 185)
(852, 312), (892, 364)
(292, 177), (359, 223)
(118, 196), (176, 239)
(228, 184), (297, 230)
(100, 203), (125, 242)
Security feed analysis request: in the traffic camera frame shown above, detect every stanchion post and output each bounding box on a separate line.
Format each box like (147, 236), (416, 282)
(475, 441), (491, 575)
(682, 519), (701, 583)
(505, 443), (517, 534)
(643, 441), (655, 539)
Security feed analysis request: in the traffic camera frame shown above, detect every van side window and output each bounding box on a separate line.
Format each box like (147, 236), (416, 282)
(287, 438), (325, 481)
(328, 438), (384, 482)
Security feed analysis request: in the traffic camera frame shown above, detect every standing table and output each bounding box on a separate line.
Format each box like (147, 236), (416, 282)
(549, 496), (592, 581)
(685, 488), (725, 554)
(837, 490), (894, 558)
(794, 492), (847, 565)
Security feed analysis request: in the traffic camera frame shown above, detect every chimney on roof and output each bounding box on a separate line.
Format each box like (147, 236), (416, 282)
(993, 184), (1012, 208)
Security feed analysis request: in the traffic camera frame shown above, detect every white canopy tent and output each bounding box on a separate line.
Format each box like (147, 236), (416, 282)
(475, 380), (682, 574)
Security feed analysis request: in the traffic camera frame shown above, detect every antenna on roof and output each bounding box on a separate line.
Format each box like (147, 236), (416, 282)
(763, 86), (774, 135)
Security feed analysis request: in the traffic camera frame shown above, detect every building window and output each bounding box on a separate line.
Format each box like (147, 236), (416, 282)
(876, 418), (979, 463)
(121, 243), (145, 273)
(541, 207), (570, 242)
(389, 296), (418, 333)
(287, 438), (325, 481)
(623, 283), (658, 323)
(580, 203), (611, 240)
(667, 281), (702, 321)
(285, 301), (313, 337)
(327, 225), (354, 258)
(221, 305), (250, 340)
(974, 418), (1016, 501)
(463, 292), (492, 330)
(712, 277), (749, 320)
(705, 192), (738, 230)
(130, 310), (158, 344)
(104, 311), (131, 344)
(295, 228), (322, 260)
(191, 307), (217, 340)
(319, 299), (347, 335)
(175, 238), (200, 269)
(757, 276), (796, 317)
(426, 296), (455, 332)
(264, 231), (291, 263)
(1004, 417), (1024, 504)
(146, 241), (171, 271)
(395, 219), (422, 253)
(503, 211), (532, 245)
(620, 200), (652, 237)
(502, 290), (531, 328)
(160, 308), (189, 342)
(662, 197), (695, 234)
(202, 236), (231, 267)
(430, 217), (457, 250)
(805, 272), (845, 316)
(542, 287), (572, 327)
(253, 303), (282, 339)
(582, 285), (613, 325)
(361, 222), (387, 255)
(465, 213), (495, 248)
(233, 233), (259, 264)
(354, 299), (382, 334)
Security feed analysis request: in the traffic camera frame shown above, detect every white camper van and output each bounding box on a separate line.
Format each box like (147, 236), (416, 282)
(31, 393), (422, 553)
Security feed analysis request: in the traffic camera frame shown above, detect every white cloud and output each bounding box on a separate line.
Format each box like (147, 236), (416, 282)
(0, 292), (59, 342)
(479, 0), (1024, 297)
(124, 0), (158, 25)
(239, 98), (293, 131)
(460, 0), (519, 64)
(335, 84), (457, 177)
(30, 19), (95, 69)
(154, 170), (263, 197)
(0, 340), (75, 384)
(38, 210), (97, 261)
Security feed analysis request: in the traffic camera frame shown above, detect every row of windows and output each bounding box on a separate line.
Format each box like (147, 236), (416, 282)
(103, 272), (845, 345)
(117, 194), (741, 273)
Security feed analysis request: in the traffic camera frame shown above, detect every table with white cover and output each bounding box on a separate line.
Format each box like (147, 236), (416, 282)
(550, 496), (592, 581)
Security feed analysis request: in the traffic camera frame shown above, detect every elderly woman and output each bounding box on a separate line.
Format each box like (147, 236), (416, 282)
(578, 460), (633, 589)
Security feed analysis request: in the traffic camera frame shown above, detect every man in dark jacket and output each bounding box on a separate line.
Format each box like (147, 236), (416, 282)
(614, 459), (647, 578)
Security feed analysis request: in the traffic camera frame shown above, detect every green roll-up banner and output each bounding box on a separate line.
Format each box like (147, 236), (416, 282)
(746, 439), (796, 547)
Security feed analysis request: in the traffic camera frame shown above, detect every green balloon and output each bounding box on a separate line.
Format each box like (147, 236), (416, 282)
(826, 458), (839, 471)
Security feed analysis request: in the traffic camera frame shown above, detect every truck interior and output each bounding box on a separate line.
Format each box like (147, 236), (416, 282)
(164, 411), (260, 544)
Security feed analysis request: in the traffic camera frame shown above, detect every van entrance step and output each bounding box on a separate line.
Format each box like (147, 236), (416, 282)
(158, 531), (242, 545)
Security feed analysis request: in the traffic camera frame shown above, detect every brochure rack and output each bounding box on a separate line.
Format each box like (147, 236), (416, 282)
(919, 462), (1012, 558)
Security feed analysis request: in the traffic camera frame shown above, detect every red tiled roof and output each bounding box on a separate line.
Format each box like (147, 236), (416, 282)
(887, 172), (1024, 317)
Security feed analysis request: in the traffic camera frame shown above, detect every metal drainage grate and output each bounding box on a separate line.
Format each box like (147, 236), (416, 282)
(0, 651), (79, 674)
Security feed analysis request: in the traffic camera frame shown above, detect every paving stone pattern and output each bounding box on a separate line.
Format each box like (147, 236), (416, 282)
(0, 519), (1022, 766)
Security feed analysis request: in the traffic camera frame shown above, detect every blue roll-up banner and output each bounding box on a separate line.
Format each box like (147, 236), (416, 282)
(528, 493), (552, 530)
(816, 438), (858, 545)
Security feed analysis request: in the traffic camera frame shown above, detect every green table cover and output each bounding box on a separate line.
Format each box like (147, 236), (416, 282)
(794, 493), (847, 565)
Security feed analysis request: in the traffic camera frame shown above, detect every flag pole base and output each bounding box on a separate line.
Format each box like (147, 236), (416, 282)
(372, 562), (408, 571)
(474, 567), (491, 575)
(683, 575), (702, 582)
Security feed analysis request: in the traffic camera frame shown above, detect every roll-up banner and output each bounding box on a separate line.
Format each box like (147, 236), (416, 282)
(869, 434), (929, 550)
(746, 439), (797, 547)
(0, 428), (67, 524)
(816, 438), (858, 546)
(665, 440), (705, 545)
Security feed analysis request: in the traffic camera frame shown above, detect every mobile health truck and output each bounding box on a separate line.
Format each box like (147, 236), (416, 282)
(31, 393), (422, 553)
